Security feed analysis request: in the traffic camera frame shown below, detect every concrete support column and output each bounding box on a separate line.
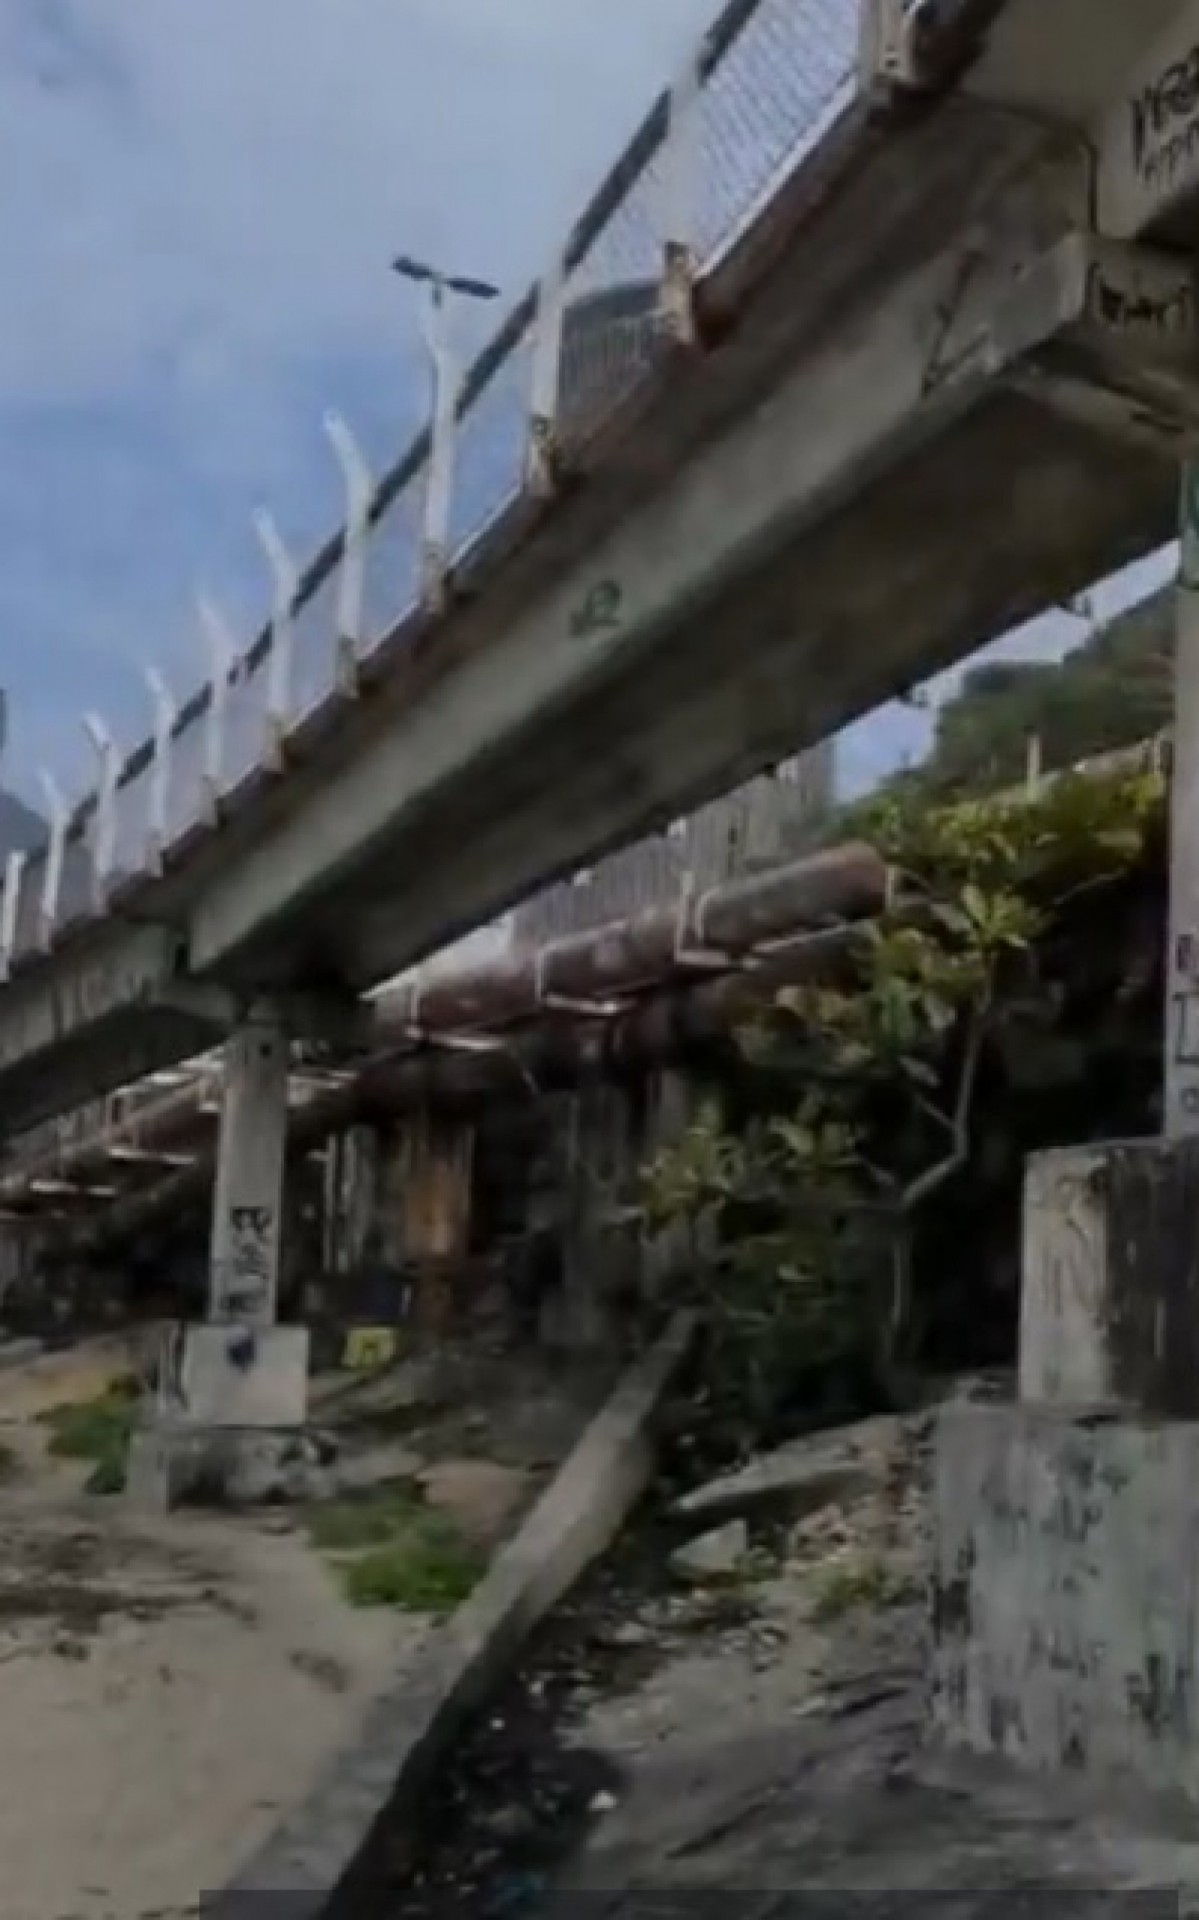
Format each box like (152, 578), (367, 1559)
(929, 462), (1199, 1797)
(208, 1008), (290, 1323)
(1165, 461), (1199, 1135)
(933, 1131), (1199, 1792)
(1019, 1136), (1199, 1419)
(388, 1108), (474, 1332)
(321, 1123), (379, 1277)
(128, 1003), (310, 1513)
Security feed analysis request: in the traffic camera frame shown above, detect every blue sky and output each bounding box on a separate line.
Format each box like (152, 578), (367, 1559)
(0, 0), (1177, 817)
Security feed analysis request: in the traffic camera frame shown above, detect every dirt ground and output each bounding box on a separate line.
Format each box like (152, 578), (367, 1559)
(387, 1400), (1199, 1918)
(0, 1342), (434, 1920)
(0, 1333), (592, 1920)
(0, 1479), (421, 1920)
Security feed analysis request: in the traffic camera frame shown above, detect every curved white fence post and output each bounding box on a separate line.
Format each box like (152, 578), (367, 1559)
(0, 849), (27, 980)
(36, 769), (68, 949)
(145, 664), (177, 873)
(420, 289), (462, 614)
(254, 508), (298, 770)
(526, 250), (567, 497)
(82, 712), (120, 910)
(198, 592), (236, 821)
(660, 42), (702, 346)
(325, 411), (372, 693)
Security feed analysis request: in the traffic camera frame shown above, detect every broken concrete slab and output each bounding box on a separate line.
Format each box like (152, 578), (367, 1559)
(669, 1519), (748, 1582)
(671, 1415), (902, 1532)
(213, 1311), (695, 1918)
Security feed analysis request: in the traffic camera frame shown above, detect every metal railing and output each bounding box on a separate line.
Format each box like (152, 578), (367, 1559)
(0, 0), (866, 982)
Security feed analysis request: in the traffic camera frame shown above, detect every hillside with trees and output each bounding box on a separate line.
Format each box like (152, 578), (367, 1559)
(912, 588), (1172, 797)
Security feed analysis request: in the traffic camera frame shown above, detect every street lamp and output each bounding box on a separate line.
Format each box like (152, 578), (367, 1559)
(390, 255), (501, 607)
(391, 251), (501, 378)
(391, 254), (501, 311)
(390, 252), (501, 376)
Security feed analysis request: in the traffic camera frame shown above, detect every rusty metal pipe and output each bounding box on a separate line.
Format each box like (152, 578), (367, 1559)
(8, 841), (887, 1212)
(60, 922), (866, 1255)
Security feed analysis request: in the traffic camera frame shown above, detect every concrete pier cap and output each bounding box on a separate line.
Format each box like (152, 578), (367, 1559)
(931, 1399), (1199, 1791)
(932, 1134), (1199, 1797)
(1020, 1136), (1199, 1419)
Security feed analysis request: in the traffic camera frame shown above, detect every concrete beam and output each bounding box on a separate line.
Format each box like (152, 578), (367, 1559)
(0, 923), (179, 1078)
(0, 923), (221, 1138)
(965, 0), (1185, 128)
(156, 980), (373, 1050)
(186, 222), (1098, 984)
(1015, 233), (1199, 451)
(1096, 0), (1199, 240)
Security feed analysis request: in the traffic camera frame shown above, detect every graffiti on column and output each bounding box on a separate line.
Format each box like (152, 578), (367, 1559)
(1171, 949), (1199, 1122)
(1130, 44), (1199, 195)
(1085, 262), (1195, 340)
(219, 1203), (274, 1319)
(1172, 465), (1199, 1133)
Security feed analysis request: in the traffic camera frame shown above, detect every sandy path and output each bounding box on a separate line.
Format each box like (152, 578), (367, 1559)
(0, 1362), (423, 1920)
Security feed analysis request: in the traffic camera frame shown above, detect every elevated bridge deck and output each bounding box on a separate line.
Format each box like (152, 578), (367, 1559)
(0, 0), (1197, 1138)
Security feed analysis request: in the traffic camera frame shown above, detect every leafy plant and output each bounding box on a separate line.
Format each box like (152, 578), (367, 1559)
(305, 1484), (424, 1552)
(307, 1482), (484, 1614)
(39, 1376), (142, 1495)
(810, 1553), (914, 1622)
(638, 764), (1163, 1437)
(340, 1528), (483, 1612)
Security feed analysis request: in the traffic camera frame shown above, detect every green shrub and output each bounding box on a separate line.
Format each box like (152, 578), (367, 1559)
(340, 1528), (483, 1613)
(39, 1378), (142, 1496)
(810, 1553), (913, 1622)
(307, 1482), (484, 1614)
(305, 1485), (425, 1552)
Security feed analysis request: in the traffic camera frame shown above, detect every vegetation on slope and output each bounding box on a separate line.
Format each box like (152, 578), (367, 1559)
(39, 1375), (142, 1495)
(639, 760), (1166, 1442)
(903, 589), (1172, 798)
(306, 1484), (484, 1613)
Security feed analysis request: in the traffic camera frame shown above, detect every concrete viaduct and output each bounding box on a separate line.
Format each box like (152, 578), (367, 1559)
(10, 0), (1199, 1511)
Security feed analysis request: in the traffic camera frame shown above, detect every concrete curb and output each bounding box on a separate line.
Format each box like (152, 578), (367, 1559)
(209, 1311), (695, 1918)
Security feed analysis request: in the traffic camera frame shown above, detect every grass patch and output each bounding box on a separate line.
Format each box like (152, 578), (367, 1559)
(38, 1377), (141, 1495)
(341, 1529), (483, 1612)
(307, 1483), (484, 1614)
(809, 1553), (913, 1623)
(305, 1484), (427, 1552)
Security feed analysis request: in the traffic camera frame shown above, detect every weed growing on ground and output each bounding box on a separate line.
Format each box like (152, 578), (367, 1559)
(305, 1484), (425, 1551)
(39, 1376), (141, 1495)
(306, 1482), (484, 1614)
(809, 1552), (913, 1623)
(341, 1531), (483, 1612)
